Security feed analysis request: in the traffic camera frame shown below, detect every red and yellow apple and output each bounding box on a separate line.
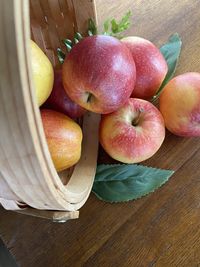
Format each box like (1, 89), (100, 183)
(62, 35), (136, 114)
(100, 98), (165, 163)
(121, 36), (168, 100)
(41, 109), (82, 171)
(159, 72), (200, 137)
(43, 69), (86, 119)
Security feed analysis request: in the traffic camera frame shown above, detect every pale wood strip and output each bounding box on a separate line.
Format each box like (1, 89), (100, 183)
(0, 0), (99, 214)
(30, 0), (76, 67)
(16, 208), (79, 222)
(72, 0), (98, 33)
(24, 1), (100, 208)
(0, 0), (62, 209)
(0, 199), (22, 211)
(0, 174), (19, 201)
(0, 1), (38, 205)
(21, 0), (88, 209)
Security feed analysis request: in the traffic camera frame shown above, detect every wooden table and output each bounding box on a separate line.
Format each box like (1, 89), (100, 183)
(1, 1), (200, 266)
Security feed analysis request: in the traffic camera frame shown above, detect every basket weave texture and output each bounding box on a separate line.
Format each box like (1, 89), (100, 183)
(0, 0), (99, 220)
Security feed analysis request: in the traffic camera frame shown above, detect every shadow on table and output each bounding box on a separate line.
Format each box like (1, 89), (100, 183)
(0, 238), (18, 267)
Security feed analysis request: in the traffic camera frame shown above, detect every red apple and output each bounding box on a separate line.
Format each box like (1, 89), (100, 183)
(121, 36), (168, 100)
(41, 109), (83, 171)
(43, 69), (86, 119)
(100, 98), (165, 163)
(159, 72), (200, 137)
(62, 35), (136, 114)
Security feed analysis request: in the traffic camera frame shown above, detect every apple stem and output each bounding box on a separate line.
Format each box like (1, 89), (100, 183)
(132, 108), (144, 126)
(86, 93), (93, 103)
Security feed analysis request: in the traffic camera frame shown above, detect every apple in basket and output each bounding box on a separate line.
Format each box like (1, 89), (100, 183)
(99, 98), (165, 163)
(159, 72), (200, 137)
(43, 69), (86, 119)
(41, 109), (83, 171)
(30, 40), (54, 106)
(62, 35), (136, 114)
(121, 36), (168, 100)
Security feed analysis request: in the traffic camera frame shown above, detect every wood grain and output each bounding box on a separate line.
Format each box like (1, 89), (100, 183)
(1, 0), (200, 266)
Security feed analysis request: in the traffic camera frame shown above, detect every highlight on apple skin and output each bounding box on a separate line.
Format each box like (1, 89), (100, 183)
(62, 35), (136, 114)
(99, 98), (165, 163)
(121, 36), (168, 100)
(159, 72), (200, 137)
(41, 109), (83, 171)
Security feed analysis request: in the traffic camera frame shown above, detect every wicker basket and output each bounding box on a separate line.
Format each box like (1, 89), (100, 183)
(0, 0), (132, 222)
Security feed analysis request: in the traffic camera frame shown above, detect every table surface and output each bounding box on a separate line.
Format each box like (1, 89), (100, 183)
(1, 1), (200, 266)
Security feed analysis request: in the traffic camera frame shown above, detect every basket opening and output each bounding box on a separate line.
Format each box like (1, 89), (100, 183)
(30, 0), (78, 67)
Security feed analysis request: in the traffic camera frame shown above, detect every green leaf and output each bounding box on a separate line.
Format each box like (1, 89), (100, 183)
(111, 19), (119, 33)
(110, 11), (132, 36)
(74, 38), (79, 44)
(57, 48), (65, 64)
(152, 33), (182, 101)
(121, 10), (132, 24)
(62, 40), (72, 52)
(88, 18), (97, 36)
(74, 32), (83, 41)
(88, 30), (93, 36)
(103, 19), (110, 34)
(118, 10), (132, 31)
(92, 164), (174, 203)
(101, 11), (132, 37)
(63, 38), (72, 46)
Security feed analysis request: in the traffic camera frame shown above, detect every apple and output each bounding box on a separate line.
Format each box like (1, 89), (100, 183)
(159, 72), (200, 137)
(121, 36), (168, 100)
(43, 69), (86, 119)
(31, 40), (54, 106)
(99, 98), (165, 163)
(41, 109), (83, 171)
(62, 35), (136, 114)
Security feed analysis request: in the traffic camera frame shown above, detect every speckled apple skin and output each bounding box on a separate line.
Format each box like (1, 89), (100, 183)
(159, 72), (200, 137)
(62, 35), (136, 114)
(41, 109), (82, 171)
(100, 98), (165, 163)
(121, 36), (168, 100)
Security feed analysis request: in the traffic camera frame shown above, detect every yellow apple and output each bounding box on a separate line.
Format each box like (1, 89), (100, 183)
(30, 40), (54, 106)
